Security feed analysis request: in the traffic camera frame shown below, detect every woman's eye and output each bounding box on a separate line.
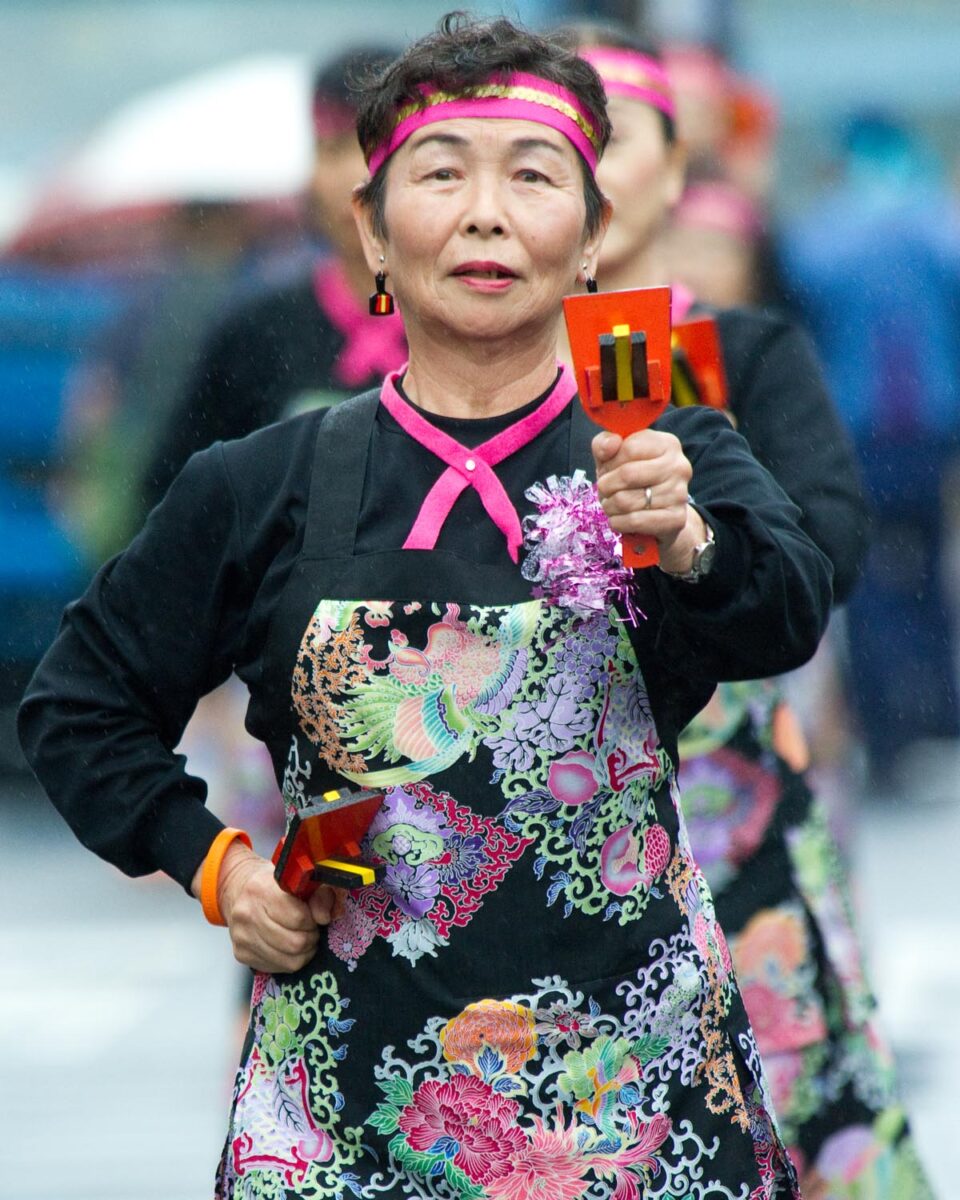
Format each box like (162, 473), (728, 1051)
(429, 168), (456, 181)
(517, 169), (547, 183)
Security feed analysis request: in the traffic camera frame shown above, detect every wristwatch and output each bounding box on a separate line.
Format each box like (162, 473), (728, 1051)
(659, 512), (716, 584)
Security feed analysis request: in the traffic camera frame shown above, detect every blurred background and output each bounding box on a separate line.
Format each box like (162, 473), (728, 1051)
(1, 0), (959, 1196)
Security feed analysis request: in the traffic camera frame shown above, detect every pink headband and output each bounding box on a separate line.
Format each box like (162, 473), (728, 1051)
(673, 182), (763, 241)
(366, 72), (602, 176)
(312, 100), (357, 141)
(580, 47), (676, 121)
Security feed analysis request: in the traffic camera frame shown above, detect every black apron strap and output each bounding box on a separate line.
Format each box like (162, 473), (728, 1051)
(567, 400), (598, 476)
(303, 389), (380, 559)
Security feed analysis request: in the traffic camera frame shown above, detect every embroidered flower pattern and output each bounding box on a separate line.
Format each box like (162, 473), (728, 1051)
(533, 1000), (600, 1050)
(288, 600), (674, 934)
(326, 782), (532, 970)
(367, 967), (787, 1200)
(215, 972), (363, 1198)
(397, 1076), (526, 1187)
(246, 563), (801, 1199)
(678, 747), (781, 894)
(441, 1000), (538, 1077)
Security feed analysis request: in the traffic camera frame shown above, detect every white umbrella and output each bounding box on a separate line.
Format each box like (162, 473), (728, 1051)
(50, 54), (315, 208)
(7, 54), (315, 256)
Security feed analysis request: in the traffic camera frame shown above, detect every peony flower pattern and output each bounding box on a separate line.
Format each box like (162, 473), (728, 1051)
(441, 1000), (538, 1078)
(368, 967), (785, 1200)
(397, 1075), (527, 1187)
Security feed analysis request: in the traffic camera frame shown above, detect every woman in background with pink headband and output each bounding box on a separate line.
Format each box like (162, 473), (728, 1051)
(662, 172), (766, 309)
(20, 16), (832, 1198)
(569, 23), (932, 1198)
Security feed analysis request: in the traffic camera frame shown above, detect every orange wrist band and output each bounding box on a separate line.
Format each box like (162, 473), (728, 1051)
(200, 827), (252, 926)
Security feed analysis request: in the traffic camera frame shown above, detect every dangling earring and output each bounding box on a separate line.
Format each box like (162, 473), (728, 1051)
(581, 262), (598, 294)
(369, 255), (395, 316)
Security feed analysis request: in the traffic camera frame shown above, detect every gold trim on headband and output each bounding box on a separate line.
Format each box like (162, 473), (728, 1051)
(596, 64), (672, 98)
(393, 83), (602, 151)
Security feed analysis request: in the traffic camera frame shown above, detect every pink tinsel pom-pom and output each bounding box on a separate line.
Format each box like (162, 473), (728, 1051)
(521, 470), (644, 624)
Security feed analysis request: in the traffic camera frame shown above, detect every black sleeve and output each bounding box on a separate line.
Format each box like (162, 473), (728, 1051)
(718, 309), (869, 603)
(646, 405), (833, 685)
(18, 444), (257, 893)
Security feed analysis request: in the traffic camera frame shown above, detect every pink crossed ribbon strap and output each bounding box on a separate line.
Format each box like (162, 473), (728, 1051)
(378, 365), (577, 562)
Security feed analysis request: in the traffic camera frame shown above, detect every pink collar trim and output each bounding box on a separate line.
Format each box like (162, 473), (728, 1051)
(379, 364), (577, 562)
(313, 259), (406, 389)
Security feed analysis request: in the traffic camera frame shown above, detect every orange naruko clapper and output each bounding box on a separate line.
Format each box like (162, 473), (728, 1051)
(563, 285), (672, 568)
(672, 315), (729, 412)
(273, 787), (385, 899)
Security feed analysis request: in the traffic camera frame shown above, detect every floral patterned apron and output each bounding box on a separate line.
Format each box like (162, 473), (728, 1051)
(215, 389), (799, 1200)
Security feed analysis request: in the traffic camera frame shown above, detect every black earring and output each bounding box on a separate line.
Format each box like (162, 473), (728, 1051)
(582, 263), (598, 293)
(369, 257), (395, 316)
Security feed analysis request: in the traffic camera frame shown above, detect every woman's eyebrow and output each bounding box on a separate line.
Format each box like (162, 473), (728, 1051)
(408, 132), (566, 158)
(509, 136), (565, 157)
(409, 131), (469, 152)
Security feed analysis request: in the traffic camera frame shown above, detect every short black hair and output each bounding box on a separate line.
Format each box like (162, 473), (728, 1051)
(354, 12), (611, 240)
(555, 19), (678, 146)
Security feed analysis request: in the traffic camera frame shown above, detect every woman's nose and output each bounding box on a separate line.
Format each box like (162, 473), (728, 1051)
(460, 179), (507, 237)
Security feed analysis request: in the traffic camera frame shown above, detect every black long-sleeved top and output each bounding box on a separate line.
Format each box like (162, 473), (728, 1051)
(19, 395), (831, 894)
(142, 284), (866, 601)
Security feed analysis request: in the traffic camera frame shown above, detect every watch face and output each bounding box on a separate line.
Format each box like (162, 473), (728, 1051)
(695, 538), (717, 577)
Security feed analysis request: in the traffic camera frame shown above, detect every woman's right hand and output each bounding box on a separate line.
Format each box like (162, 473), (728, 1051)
(206, 842), (342, 974)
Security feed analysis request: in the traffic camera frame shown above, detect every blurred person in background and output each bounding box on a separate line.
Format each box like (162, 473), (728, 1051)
(141, 43), (405, 515)
(782, 110), (960, 795)
(142, 43), (403, 858)
(60, 199), (299, 567)
(660, 166), (766, 308)
(564, 22), (932, 1197)
(663, 41), (778, 206)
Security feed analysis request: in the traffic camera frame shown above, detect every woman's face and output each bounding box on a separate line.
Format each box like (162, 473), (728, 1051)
(311, 132), (370, 262)
(596, 97), (685, 273)
(356, 118), (605, 344)
(662, 223), (756, 308)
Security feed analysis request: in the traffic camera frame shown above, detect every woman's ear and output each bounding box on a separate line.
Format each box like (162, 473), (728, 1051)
(351, 188), (386, 275)
(581, 194), (614, 278)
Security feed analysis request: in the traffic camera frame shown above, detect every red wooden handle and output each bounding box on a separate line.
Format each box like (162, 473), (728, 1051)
(622, 534), (659, 569)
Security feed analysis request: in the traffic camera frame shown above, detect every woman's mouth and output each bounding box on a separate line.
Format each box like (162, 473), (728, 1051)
(451, 262), (518, 291)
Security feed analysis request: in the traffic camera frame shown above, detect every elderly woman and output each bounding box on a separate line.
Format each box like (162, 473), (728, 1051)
(20, 16), (830, 1199)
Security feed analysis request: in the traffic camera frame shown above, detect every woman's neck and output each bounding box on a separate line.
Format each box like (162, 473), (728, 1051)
(402, 321), (561, 419)
(598, 238), (667, 295)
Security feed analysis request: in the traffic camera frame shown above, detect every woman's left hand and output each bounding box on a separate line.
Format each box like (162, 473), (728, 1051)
(593, 429), (709, 575)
